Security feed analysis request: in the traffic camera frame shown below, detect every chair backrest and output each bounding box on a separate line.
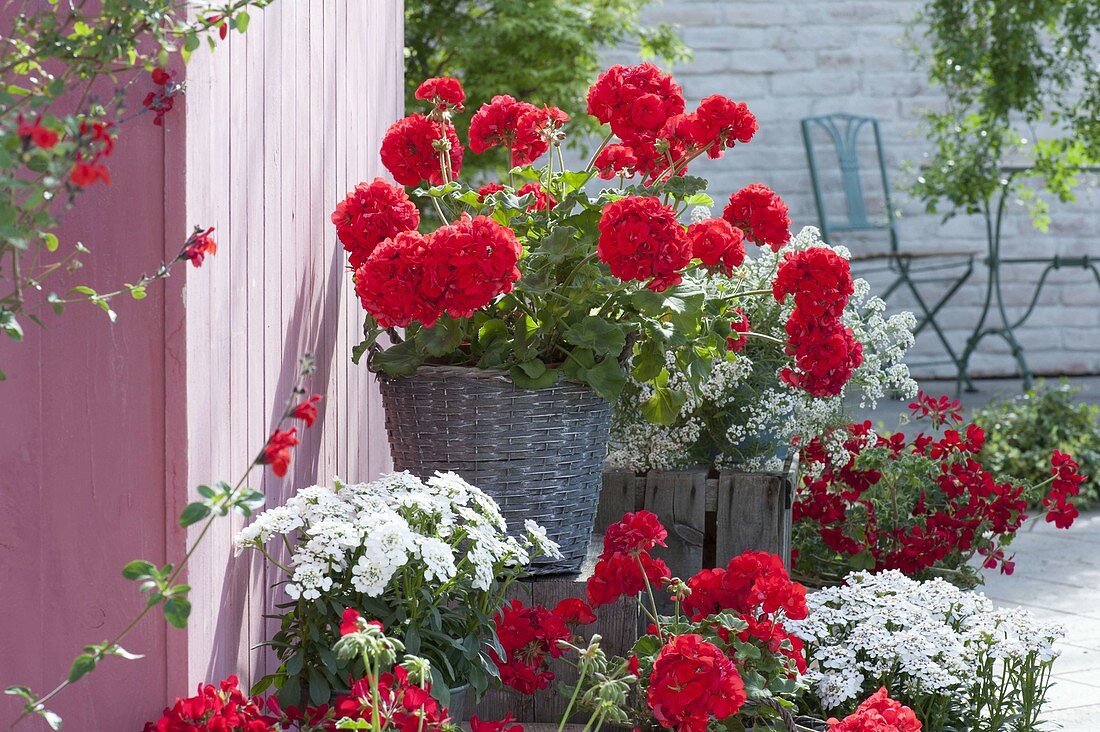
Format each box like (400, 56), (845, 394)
(801, 113), (899, 253)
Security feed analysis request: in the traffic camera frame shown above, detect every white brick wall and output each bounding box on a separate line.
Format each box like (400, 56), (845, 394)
(610, 0), (1100, 378)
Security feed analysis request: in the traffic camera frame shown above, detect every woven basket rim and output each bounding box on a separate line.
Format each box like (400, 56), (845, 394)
(378, 363), (597, 391)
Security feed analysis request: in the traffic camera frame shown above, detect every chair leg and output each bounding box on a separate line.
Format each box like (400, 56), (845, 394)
(897, 258), (976, 392)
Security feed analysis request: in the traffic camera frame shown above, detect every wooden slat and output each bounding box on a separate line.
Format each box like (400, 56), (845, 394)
(714, 472), (785, 566)
(644, 470), (707, 586)
(595, 470), (640, 533)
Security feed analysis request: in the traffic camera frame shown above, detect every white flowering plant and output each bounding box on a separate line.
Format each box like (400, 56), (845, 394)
(788, 570), (1063, 732)
(235, 471), (561, 710)
(608, 226), (918, 472)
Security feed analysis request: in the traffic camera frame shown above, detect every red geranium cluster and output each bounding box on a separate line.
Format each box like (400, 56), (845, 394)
(827, 688), (922, 732)
(773, 246), (861, 397)
(722, 183), (791, 252)
(468, 95), (568, 167)
(354, 214), (522, 327)
(596, 196), (691, 292)
(646, 634), (747, 732)
(380, 113), (463, 187)
(330, 666), (448, 732)
(143, 675), (275, 732)
(727, 309), (750, 352)
(794, 398), (1084, 582)
(688, 218), (745, 275)
(331, 179), (420, 268)
(587, 510), (671, 608)
(490, 597), (595, 694)
(415, 76), (466, 112)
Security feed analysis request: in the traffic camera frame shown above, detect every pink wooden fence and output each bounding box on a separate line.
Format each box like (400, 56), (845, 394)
(0, 2), (400, 728)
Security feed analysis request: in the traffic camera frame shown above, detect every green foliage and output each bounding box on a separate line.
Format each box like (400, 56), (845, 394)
(404, 0), (689, 182)
(910, 1), (1100, 226)
(974, 380), (1100, 504)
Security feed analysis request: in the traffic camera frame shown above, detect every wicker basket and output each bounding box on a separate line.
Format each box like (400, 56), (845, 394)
(378, 365), (611, 575)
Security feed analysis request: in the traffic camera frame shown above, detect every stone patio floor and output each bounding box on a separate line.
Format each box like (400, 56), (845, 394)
(849, 376), (1100, 729)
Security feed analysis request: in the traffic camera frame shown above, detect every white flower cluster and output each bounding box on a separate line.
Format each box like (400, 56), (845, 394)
(787, 570), (1064, 710)
(608, 226), (918, 472)
(234, 471), (559, 601)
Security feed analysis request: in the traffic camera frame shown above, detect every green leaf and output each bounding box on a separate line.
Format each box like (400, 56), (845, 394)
(417, 317), (462, 357)
(196, 484), (217, 500)
(69, 285), (96, 296)
(632, 340), (665, 382)
(121, 560), (155, 580)
(178, 502), (212, 527)
(641, 386), (687, 425)
(509, 362), (558, 390)
(371, 338), (424, 376)
(583, 357), (627, 401)
(533, 226), (578, 263)
(307, 667), (330, 707)
(562, 316), (627, 358)
(163, 597), (192, 628)
(42, 232), (59, 252)
(67, 653), (97, 683)
(0, 309), (23, 341)
(234, 10), (250, 32)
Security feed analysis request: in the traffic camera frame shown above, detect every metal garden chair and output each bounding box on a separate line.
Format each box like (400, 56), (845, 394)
(801, 113), (976, 387)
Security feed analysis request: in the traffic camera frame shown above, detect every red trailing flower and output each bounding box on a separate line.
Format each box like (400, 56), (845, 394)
(143, 675), (276, 732)
(646, 634), (746, 732)
(773, 246), (854, 319)
(70, 158), (111, 187)
(722, 183), (791, 251)
(414, 76), (466, 112)
(688, 218), (745, 274)
(16, 116), (58, 149)
(471, 714), (524, 732)
(516, 181), (557, 212)
(182, 226), (218, 268)
(908, 391), (964, 429)
(827, 687), (922, 732)
(380, 113), (463, 186)
(261, 428), (299, 478)
(593, 144), (638, 179)
(490, 599), (573, 694)
(331, 178), (420, 268)
(143, 68), (178, 126)
(727, 309), (750, 352)
(586, 63), (685, 141)
(292, 394), (322, 427)
(597, 196), (691, 292)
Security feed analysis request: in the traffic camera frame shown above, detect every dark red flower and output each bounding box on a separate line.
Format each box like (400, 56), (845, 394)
(727, 309), (750, 352)
(16, 117), (58, 149)
(722, 184), (791, 251)
(597, 196), (690, 292)
(331, 178), (421, 268)
(491, 599), (571, 694)
(688, 218), (745, 274)
(380, 113), (463, 186)
(552, 597), (597, 625)
(261, 428), (299, 477)
(646, 634), (746, 732)
(182, 226), (218, 268)
(151, 67), (172, 85)
(516, 182), (557, 212)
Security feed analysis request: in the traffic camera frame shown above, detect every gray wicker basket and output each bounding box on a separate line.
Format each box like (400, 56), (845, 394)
(378, 365), (611, 575)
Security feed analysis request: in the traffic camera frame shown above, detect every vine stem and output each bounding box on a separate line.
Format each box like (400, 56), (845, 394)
(7, 361), (313, 731)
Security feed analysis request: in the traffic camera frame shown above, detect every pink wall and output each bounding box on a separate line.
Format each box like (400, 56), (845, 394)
(0, 2), (400, 728)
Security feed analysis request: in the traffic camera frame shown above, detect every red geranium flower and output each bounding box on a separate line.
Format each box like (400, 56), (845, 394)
(331, 178), (420, 268)
(646, 634), (746, 732)
(827, 687), (922, 732)
(143, 675), (276, 732)
(552, 597), (597, 625)
(597, 196), (691, 292)
(722, 183), (791, 251)
(727, 309), (750, 352)
(688, 217), (745, 274)
(516, 181), (557, 212)
(604, 510), (669, 556)
(586, 63), (685, 141)
(490, 599), (572, 695)
(414, 76), (466, 111)
(380, 113), (463, 186)
(513, 105), (569, 166)
(693, 95), (758, 157)
(354, 230), (439, 328)
(477, 182), (506, 201)
(593, 144), (638, 179)
(773, 246), (854, 319)
(468, 94), (539, 160)
(70, 159), (111, 187)
(471, 714), (523, 732)
(780, 311), (863, 398)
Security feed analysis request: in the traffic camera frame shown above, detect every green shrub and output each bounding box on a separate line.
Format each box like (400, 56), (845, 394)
(973, 381), (1100, 505)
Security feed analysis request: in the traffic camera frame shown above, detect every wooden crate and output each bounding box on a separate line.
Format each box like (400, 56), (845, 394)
(596, 454), (798, 583)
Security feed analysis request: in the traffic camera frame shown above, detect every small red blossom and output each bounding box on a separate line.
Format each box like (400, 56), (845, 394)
(380, 113), (463, 186)
(143, 69), (178, 126)
(414, 76), (466, 112)
(688, 218), (745, 274)
(471, 714), (523, 732)
(552, 597), (597, 625)
(292, 394), (322, 427)
(516, 181), (557, 212)
(182, 226), (218, 268)
(727, 309), (750, 352)
(597, 196), (690, 292)
(70, 159), (111, 187)
(340, 608), (363, 636)
(261, 428), (299, 477)
(16, 117), (58, 149)
(908, 392), (964, 429)
(207, 15), (228, 39)
(827, 688), (922, 732)
(331, 178), (420, 268)
(143, 675), (276, 732)
(722, 183), (791, 251)
(477, 182), (506, 201)
(647, 634), (746, 732)
(593, 144), (638, 179)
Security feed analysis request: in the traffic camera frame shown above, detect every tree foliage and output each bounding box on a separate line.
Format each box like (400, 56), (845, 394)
(911, 0), (1100, 228)
(404, 0), (689, 182)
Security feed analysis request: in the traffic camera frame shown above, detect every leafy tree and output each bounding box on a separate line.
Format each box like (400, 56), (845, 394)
(911, 1), (1099, 229)
(404, 0), (689, 182)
